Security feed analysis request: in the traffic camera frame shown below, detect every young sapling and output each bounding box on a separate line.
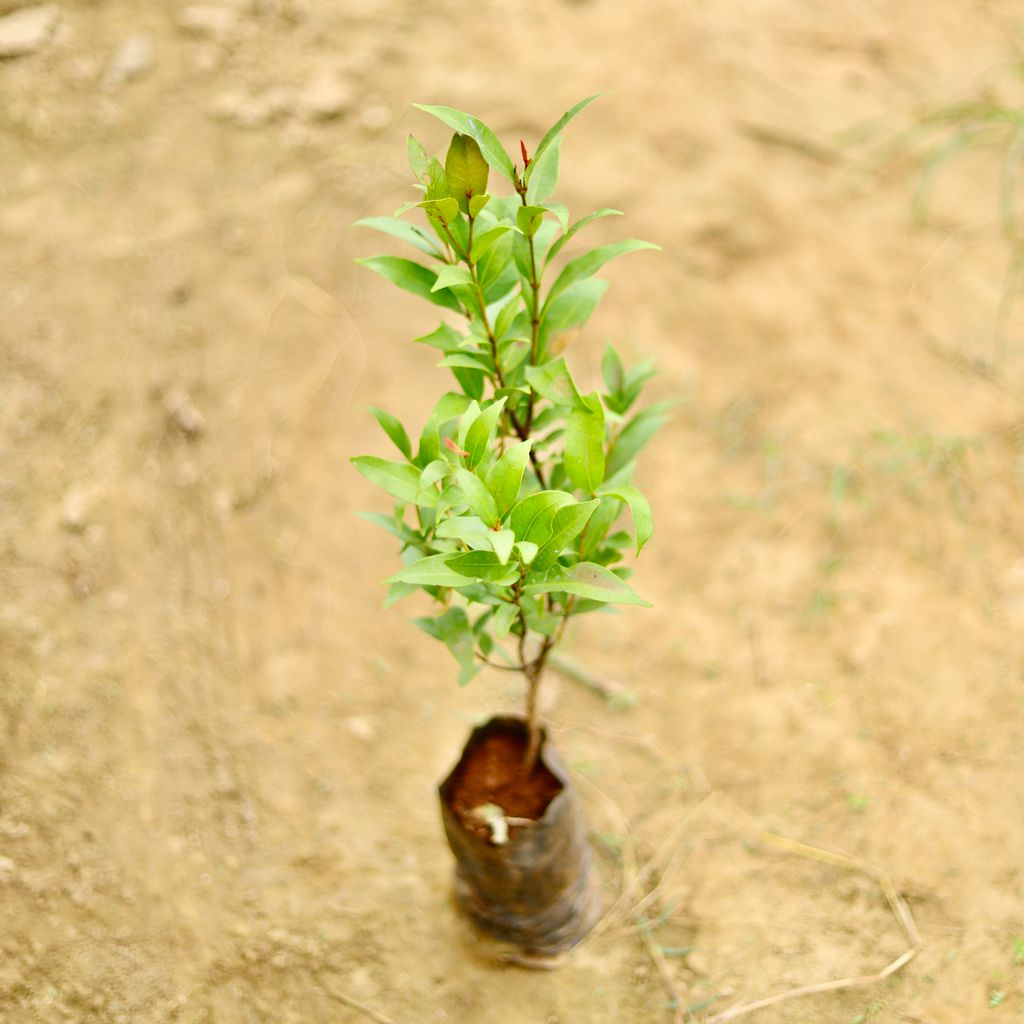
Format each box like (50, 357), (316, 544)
(353, 97), (664, 773)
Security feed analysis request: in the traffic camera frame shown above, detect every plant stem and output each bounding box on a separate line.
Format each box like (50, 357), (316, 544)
(522, 655), (545, 771)
(519, 600), (574, 774)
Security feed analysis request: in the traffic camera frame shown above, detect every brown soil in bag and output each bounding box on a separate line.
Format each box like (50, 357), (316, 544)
(448, 728), (563, 838)
(439, 716), (601, 957)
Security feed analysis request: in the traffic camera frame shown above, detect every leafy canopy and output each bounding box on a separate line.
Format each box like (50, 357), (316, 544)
(353, 99), (663, 685)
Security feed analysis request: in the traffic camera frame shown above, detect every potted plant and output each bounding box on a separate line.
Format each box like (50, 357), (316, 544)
(353, 98), (664, 961)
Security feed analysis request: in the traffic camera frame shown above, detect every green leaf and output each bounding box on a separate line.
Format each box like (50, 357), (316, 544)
(368, 407), (412, 459)
(601, 343), (625, 395)
(354, 217), (442, 258)
(606, 403), (672, 476)
(423, 158), (451, 203)
(432, 392), (474, 424)
(414, 606), (478, 685)
(407, 134), (430, 179)
(464, 396), (507, 468)
(454, 468), (499, 526)
(597, 484), (653, 553)
(438, 352), (492, 372)
(524, 561), (650, 606)
(417, 417), (440, 466)
(492, 295), (520, 340)
(415, 323), (463, 353)
(417, 196), (460, 231)
(485, 440), (532, 517)
(356, 256), (461, 312)
(516, 540), (539, 564)
(385, 581), (419, 607)
(446, 550), (519, 584)
(489, 529), (516, 564)
(351, 455), (420, 503)
(527, 95), (599, 182)
(524, 357), (585, 408)
(471, 224), (513, 262)
(468, 193), (492, 218)
(546, 201), (570, 233)
(546, 208), (622, 265)
(526, 136), (561, 205)
(544, 240), (659, 312)
(413, 104), (516, 181)
(564, 393), (606, 493)
(475, 230), (517, 296)
(445, 132), (490, 212)
(492, 601), (519, 639)
(531, 498), (600, 573)
(418, 459), (450, 489)
(516, 205), (546, 237)
(384, 553), (472, 587)
(522, 597), (562, 635)
(435, 515), (493, 550)
(538, 278), (607, 357)
(509, 490), (575, 544)
(498, 338), (530, 375)
(451, 365), (485, 401)
(436, 483), (467, 519)
(431, 264), (474, 292)
(578, 494), (620, 557)
(456, 400), (482, 451)
(359, 510), (407, 539)
(621, 359), (658, 410)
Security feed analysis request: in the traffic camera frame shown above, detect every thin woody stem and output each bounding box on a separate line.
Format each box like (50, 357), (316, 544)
(520, 599), (575, 773)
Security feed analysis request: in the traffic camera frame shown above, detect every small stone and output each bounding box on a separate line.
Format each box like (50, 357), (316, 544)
(61, 486), (89, 533)
(686, 950), (710, 975)
(105, 33), (154, 86)
(360, 99), (391, 132)
(344, 716), (375, 741)
(164, 387), (206, 438)
(0, 4), (60, 58)
(177, 4), (239, 40)
(209, 90), (275, 128)
(298, 71), (353, 120)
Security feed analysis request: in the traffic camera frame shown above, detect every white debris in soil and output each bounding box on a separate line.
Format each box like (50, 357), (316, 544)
(61, 485), (90, 533)
(0, 4), (60, 58)
(297, 70), (353, 120)
(359, 98), (392, 132)
(105, 33), (154, 86)
(177, 4), (239, 41)
(344, 716), (375, 741)
(163, 387), (206, 438)
(210, 88), (292, 128)
(469, 803), (508, 846)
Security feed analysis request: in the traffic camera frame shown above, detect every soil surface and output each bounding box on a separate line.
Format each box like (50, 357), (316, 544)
(3, 1), (1024, 1023)
(447, 725), (563, 837)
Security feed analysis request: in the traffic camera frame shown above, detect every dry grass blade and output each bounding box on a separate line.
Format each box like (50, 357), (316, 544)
(579, 776), (691, 1020)
(639, 920), (690, 1024)
(596, 790), (720, 936)
(703, 827), (921, 1024)
(312, 970), (400, 1024)
(549, 650), (634, 706)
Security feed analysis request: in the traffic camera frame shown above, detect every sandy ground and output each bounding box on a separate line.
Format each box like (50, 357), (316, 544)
(3, 1), (1024, 1021)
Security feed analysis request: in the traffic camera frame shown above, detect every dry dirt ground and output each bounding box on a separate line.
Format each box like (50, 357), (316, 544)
(3, 1), (1024, 1022)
